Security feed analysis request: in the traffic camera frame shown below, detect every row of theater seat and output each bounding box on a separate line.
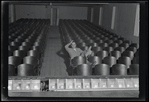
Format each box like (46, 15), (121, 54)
(71, 56), (139, 76)
(59, 19), (139, 76)
(8, 19), (50, 76)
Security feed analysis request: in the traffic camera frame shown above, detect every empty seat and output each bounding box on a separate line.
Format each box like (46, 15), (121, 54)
(23, 56), (38, 67)
(110, 37), (118, 41)
(104, 47), (114, 53)
(8, 64), (16, 76)
(10, 41), (20, 47)
(102, 37), (109, 41)
(71, 56), (87, 67)
(114, 40), (123, 45)
(109, 43), (119, 49)
(96, 50), (108, 59)
(122, 51), (134, 60)
(94, 64), (110, 75)
(27, 50), (40, 58)
(118, 37), (125, 41)
(110, 51), (121, 59)
(95, 39), (103, 44)
(22, 41), (31, 47)
(126, 46), (137, 53)
(114, 47), (125, 53)
(129, 43), (139, 49)
(119, 43), (129, 49)
(77, 42), (86, 48)
(99, 43), (108, 49)
(118, 56), (131, 68)
(112, 64), (127, 75)
(91, 46), (102, 55)
(105, 40), (113, 45)
(15, 38), (24, 43)
(85, 39), (94, 45)
(129, 64), (139, 75)
(9, 56), (21, 67)
(9, 45), (17, 52)
(17, 64), (34, 76)
(18, 45), (29, 52)
(76, 64), (92, 76)
(89, 42), (98, 47)
(32, 46), (40, 52)
(13, 50), (26, 58)
(88, 56), (102, 66)
(75, 38), (83, 44)
(103, 56), (117, 67)
(123, 40), (132, 45)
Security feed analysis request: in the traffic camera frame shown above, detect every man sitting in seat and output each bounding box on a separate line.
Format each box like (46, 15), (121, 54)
(65, 40), (95, 67)
(65, 40), (92, 60)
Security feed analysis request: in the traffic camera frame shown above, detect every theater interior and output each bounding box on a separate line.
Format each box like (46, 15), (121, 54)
(4, 1), (146, 99)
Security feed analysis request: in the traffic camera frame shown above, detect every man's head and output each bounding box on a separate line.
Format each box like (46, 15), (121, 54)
(71, 42), (76, 49)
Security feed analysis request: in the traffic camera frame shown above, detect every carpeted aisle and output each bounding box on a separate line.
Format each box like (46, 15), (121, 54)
(40, 26), (68, 77)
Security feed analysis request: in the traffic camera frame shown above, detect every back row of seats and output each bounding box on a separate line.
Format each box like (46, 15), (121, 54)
(59, 19), (139, 76)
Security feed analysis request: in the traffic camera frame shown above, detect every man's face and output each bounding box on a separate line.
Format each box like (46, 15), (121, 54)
(71, 42), (76, 48)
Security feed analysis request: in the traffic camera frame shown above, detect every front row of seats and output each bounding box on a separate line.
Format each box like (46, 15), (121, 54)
(8, 55), (40, 76)
(70, 56), (139, 76)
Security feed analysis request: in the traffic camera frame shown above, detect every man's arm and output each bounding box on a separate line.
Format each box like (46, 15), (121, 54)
(65, 40), (73, 52)
(85, 46), (93, 57)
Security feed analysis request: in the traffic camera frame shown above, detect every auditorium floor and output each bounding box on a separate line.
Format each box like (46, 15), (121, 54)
(40, 26), (68, 77)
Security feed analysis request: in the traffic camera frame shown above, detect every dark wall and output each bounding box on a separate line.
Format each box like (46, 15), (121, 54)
(54, 6), (87, 19)
(15, 5), (87, 20)
(92, 6), (100, 25)
(15, 5), (46, 20)
(87, 7), (91, 21)
(87, 3), (139, 43)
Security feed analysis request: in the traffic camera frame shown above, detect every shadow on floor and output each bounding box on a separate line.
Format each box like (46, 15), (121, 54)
(56, 46), (73, 76)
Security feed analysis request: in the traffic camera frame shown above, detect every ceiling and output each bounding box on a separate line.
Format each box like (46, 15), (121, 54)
(9, 1), (109, 7)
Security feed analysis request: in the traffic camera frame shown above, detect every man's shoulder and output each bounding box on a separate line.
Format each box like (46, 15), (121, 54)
(66, 48), (73, 52)
(76, 48), (82, 51)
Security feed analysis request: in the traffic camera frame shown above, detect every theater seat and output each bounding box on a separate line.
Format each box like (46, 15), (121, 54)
(112, 64), (127, 75)
(76, 64), (92, 76)
(17, 64), (34, 76)
(118, 56), (131, 69)
(103, 56), (117, 67)
(71, 56), (87, 67)
(110, 50), (121, 60)
(23, 56), (38, 67)
(9, 56), (21, 67)
(94, 64), (110, 75)
(91, 46), (102, 55)
(96, 50), (108, 59)
(122, 51), (134, 60)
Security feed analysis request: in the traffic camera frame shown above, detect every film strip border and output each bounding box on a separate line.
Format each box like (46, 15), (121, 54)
(8, 76), (139, 92)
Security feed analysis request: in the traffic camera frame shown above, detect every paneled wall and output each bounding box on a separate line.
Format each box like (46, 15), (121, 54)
(92, 6), (100, 25)
(87, 7), (91, 21)
(15, 5), (47, 20)
(15, 5), (87, 20)
(53, 6), (87, 20)
(88, 3), (139, 43)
